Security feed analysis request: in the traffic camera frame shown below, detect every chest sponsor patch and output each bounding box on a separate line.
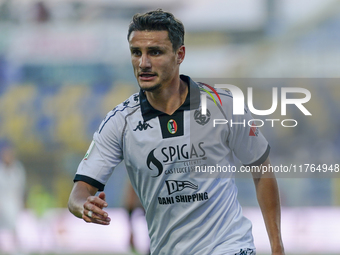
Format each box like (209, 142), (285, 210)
(165, 180), (198, 195)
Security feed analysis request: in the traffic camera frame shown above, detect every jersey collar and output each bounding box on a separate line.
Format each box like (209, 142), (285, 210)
(139, 74), (201, 121)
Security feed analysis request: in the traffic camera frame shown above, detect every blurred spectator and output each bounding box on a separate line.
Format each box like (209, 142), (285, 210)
(0, 140), (26, 254)
(0, 0), (12, 21)
(33, 1), (50, 23)
(27, 184), (55, 218)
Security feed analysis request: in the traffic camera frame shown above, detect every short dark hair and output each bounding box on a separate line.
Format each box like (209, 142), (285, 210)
(127, 9), (185, 51)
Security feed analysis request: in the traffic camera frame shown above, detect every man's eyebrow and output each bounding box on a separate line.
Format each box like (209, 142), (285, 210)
(147, 46), (164, 50)
(129, 46), (166, 51)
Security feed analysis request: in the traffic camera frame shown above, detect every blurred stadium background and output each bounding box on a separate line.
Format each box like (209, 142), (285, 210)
(0, 0), (339, 254)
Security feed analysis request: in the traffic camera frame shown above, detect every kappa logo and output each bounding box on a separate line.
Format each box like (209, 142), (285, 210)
(165, 180), (198, 195)
(194, 109), (211, 125)
(133, 121), (153, 131)
(123, 99), (130, 106)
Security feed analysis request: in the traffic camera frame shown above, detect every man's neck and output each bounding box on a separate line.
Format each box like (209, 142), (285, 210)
(145, 77), (188, 115)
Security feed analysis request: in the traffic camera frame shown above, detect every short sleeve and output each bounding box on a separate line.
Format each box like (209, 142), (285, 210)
(228, 106), (270, 166)
(74, 111), (124, 191)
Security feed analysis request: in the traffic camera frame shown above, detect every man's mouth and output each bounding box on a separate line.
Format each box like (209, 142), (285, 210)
(139, 72), (157, 81)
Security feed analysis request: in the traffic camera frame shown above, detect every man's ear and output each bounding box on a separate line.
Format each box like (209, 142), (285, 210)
(177, 45), (185, 64)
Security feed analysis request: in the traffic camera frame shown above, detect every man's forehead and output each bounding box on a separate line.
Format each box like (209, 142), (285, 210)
(129, 30), (171, 46)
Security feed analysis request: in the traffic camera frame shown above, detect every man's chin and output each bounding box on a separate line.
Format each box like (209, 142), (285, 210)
(139, 82), (161, 92)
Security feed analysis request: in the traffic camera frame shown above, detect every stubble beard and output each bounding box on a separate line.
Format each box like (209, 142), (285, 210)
(139, 82), (162, 92)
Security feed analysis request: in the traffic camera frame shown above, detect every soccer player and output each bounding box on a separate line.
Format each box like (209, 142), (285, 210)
(68, 10), (285, 255)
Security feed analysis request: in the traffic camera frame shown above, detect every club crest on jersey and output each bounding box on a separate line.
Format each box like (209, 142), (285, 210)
(167, 119), (177, 134)
(194, 109), (211, 125)
(165, 180), (198, 195)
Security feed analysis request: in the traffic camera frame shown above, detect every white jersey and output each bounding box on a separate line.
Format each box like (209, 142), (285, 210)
(74, 75), (269, 255)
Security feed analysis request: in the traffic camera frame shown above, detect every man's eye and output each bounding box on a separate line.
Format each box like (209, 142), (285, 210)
(151, 50), (161, 56)
(132, 50), (141, 56)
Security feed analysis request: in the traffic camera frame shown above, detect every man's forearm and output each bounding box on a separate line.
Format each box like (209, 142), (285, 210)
(68, 181), (97, 218)
(252, 159), (284, 254)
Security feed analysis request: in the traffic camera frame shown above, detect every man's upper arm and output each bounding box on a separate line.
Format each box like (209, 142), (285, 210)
(251, 156), (274, 181)
(228, 105), (270, 166)
(73, 109), (124, 191)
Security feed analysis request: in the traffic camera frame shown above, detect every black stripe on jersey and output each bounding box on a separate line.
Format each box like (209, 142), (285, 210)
(74, 174), (105, 191)
(99, 104), (140, 134)
(243, 144), (270, 167)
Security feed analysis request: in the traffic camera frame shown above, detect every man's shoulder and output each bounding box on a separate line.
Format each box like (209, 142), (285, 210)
(98, 92), (141, 134)
(196, 81), (234, 104)
(107, 92), (141, 117)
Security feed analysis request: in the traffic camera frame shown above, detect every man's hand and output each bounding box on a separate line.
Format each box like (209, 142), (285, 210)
(82, 192), (111, 225)
(68, 181), (111, 225)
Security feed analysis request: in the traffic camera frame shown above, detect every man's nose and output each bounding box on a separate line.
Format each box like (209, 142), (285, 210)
(139, 54), (151, 69)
